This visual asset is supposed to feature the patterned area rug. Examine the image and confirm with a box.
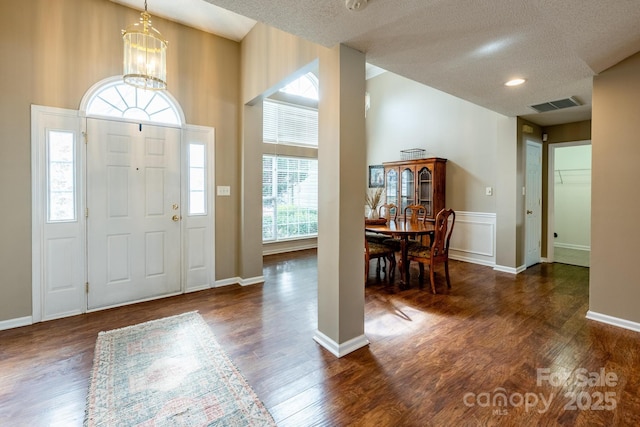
[84,312,276,426]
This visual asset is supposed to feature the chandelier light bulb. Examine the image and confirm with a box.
[122,1,168,90]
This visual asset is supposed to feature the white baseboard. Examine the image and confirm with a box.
[449,253,495,268]
[263,240,317,256]
[313,330,369,358]
[185,284,211,293]
[240,276,265,286]
[555,243,590,251]
[0,316,33,331]
[586,311,640,333]
[214,277,240,287]
[214,276,265,287]
[493,264,527,274]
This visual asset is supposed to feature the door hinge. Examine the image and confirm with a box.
[85,208,89,218]
[85,282,89,293]
[82,131,88,144]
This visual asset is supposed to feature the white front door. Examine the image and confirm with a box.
[87,119,182,309]
[525,140,542,267]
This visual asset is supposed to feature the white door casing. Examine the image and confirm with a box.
[547,140,592,263]
[31,106,86,322]
[32,78,215,323]
[86,119,182,310]
[182,126,216,292]
[525,140,542,267]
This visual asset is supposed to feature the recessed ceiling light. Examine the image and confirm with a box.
[505,78,526,87]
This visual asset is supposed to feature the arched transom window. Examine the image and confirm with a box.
[279,72,319,101]
[86,80,181,125]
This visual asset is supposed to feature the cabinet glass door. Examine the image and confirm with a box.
[417,166,433,217]
[400,168,415,212]
[385,169,398,207]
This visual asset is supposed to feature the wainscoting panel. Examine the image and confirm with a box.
[448,211,496,267]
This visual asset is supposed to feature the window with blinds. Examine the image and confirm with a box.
[262,72,319,243]
[262,155,318,242]
[263,99,318,147]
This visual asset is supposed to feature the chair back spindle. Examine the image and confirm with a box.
[403,204,426,223]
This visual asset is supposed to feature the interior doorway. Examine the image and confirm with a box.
[547,141,591,267]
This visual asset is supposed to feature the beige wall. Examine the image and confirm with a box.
[545,121,591,144]
[241,23,320,104]
[590,51,640,323]
[238,23,321,280]
[366,72,524,269]
[495,117,519,268]
[365,72,502,213]
[316,45,367,346]
[241,25,368,348]
[0,0,241,321]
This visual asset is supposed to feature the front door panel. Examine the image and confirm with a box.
[87,119,181,309]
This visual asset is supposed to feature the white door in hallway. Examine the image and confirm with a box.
[87,119,182,310]
[525,140,542,267]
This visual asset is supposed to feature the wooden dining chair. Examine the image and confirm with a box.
[379,203,398,221]
[366,203,399,274]
[403,204,429,246]
[364,236,396,283]
[366,203,398,245]
[406,208,455,293]
[403,204,426,222]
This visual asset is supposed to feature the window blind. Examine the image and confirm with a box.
[263,99,318,147]
[262,155,318,242]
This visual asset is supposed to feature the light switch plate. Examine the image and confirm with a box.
[217,185,231,196]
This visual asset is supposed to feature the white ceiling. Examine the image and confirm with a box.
[111,0,256,42]
[113,0,640,126]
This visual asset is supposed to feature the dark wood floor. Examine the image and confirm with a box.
[1,250,639,426]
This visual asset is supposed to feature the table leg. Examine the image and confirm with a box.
[400,237,410,289]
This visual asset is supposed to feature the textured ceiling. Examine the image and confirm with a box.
[110,0,256,42]
[117,0,640,126]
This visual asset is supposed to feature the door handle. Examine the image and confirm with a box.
[526,210,533,214]
[172,215,181,222]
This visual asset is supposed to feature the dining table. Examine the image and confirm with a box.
[365,219,435,288]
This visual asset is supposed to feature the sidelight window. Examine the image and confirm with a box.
[47,130,76,222]
[188,144,206,215]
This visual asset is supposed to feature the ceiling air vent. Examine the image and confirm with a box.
[530,96,581,113]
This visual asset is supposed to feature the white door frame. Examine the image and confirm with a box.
[31,105,86,323]
[32,99,215,323]
[525,140,542,267]
[546,140,591,263]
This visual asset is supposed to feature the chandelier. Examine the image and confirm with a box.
[122,0,167,90]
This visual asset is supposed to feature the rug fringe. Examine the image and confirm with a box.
[96,311,200,336]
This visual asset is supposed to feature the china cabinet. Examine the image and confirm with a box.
[383,157,447,220]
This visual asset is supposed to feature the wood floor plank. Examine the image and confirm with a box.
[1,250,639,426]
